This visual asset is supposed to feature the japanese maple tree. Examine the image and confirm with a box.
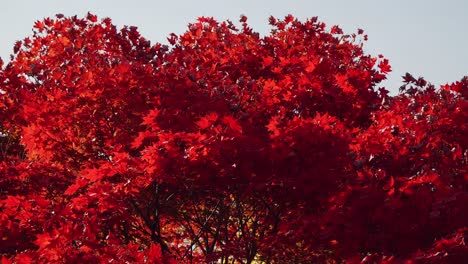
[0,13,466,263]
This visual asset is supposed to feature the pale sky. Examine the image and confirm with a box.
[1,0,467,94]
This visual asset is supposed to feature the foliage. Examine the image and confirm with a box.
[0,13,466,263]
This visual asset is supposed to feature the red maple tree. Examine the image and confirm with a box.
[0,13,466,263]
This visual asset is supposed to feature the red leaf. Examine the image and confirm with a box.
[81,167,110,182]
[13,254,32,264]
[13,41,21,54]
[266,117,280,137]
[1,256,12,264]
[378,59,391,73]
[34,233,54,250]
[64,178,89,195]
[58,36,71,46]
[222,115,242,133]
[239,15,248,23]
[305,61,316,73]
[146,243,163,262]
[335,74,355,94]
[196,113,218,129]
[87,12,98,23]
[34,21,45,31]
[331,25,343,34]
[131,131,155,149]
[2,196,21,209]
[263,56,274,67]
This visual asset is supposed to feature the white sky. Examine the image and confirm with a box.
[1,0,467,94]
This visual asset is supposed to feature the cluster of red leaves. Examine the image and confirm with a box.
[0,13,466,263]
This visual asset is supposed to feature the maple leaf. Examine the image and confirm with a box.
[378,59,392,73]
[222,115,242,133]
[64,178,89,195]
[13,41,21,54]
[331,25,343,34]
[34,232,56,250]
[34,20,45,31]
[115,62,131,75]
[305,61,317,73]
[239,15,248,23]
[13,254,32,264]
[266,117,280,137]
[87,12,98,23]
[2,195,22,209]
[263,56,274,67]
[146,243,163,262]
[131,131,155,149]
[81,167,110,182]
[335,74,355,94]
[142,109,161,130]
[1,256,12,264]
[58,36,71,46]
[34,196,50,207]
[196,112,218,129]
[284,14,294,23]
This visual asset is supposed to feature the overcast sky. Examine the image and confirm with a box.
[1,0,467,94]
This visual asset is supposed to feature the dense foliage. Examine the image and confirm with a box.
[0,13,466,263]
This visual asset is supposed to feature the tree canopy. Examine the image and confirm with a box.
[0,13,467,263]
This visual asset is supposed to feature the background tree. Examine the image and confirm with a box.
[0,13,466,263]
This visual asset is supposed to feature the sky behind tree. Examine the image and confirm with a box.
[1,0,466,94]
